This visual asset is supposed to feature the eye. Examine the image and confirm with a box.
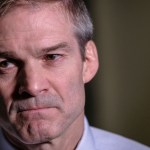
[44,54,62,61]
[0,60,15,69]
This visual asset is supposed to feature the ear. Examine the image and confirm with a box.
[83,40,99,83]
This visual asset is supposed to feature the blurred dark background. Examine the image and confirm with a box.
[85,0,150,146]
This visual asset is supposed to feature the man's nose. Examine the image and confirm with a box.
[18,64,49,96]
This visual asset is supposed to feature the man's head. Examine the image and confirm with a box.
[0,0,98,149]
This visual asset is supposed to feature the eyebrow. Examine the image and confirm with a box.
[43,42,70,51]
[0,42,71,59]
[37,42,71,55]
[0,51,17,59]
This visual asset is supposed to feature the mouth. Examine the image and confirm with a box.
[17,106,56,113]
[16,107,58,120]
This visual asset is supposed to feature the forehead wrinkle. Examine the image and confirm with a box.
[0,3,73,42]
[0,2,69,32]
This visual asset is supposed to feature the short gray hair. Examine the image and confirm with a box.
[0,0,93,59]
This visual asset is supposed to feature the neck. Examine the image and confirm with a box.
[5,114,85,150]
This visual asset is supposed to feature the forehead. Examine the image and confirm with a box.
[0,2,73,39]
[0,2,79,58]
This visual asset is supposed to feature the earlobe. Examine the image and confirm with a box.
[83,40,99,83]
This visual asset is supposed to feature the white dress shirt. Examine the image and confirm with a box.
[77,118,150,150]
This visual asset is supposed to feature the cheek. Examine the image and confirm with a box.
[0,84,9,116]
[57,71,85,115]
[0,95,12,131]
[0,79,16,125]
[0,78,16,101]
[0,83,14,113]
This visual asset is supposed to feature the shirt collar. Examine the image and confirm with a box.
[76,117,96,150]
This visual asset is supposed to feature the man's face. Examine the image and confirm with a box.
[0,3,87,144]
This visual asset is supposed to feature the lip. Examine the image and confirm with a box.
[17,107,55,113]
[17,107,58,117]
[16,107,58,120]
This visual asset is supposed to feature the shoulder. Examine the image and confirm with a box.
[90,127,150,150]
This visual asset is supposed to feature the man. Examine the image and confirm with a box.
[0,0,149,149]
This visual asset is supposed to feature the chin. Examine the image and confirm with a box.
[14,119,65,144]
